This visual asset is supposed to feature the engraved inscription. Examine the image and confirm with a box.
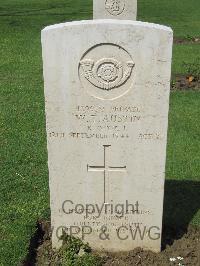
[139,133,163,140]
[70,104,141,139]
[48,105,163,142]
[79,44,135,100]
[105,0,125,16]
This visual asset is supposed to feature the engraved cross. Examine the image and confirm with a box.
[87,145,127,203]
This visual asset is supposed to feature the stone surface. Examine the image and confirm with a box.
[42,20,173,252]
[93,0,137,20]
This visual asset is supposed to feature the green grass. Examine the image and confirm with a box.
[167,92,200,181]
[0,0,200,265]
[172,44,200,74]
[138,0,200,38]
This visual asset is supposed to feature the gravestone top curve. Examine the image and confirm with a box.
[42,20,172,33]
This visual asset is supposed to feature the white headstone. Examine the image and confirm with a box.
[42,20,173,252]
[94,0,137,20]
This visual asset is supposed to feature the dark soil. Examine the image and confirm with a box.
[101,225,200,266]
[174,37,200,45]
[172,74,200,91]
[25,220,200,266]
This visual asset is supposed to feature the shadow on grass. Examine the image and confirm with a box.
[23,222,45,266]
[162,179,200,249]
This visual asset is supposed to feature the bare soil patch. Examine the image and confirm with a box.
[174,37,200,45]
[172,74,200,91]
[101,225,200,266]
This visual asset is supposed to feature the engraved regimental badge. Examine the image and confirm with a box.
[105,0,125,16]
[79,44,135,100]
